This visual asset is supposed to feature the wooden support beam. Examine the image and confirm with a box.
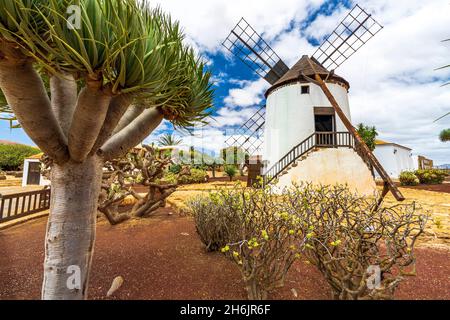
[311,71,404,202]
[375,183,390,210]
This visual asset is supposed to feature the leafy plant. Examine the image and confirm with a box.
[177,168,208,184]
[356,123,378,151]
[158,133,183,146]
[399,171,420,186]
[439,128,450,142]
[224,165,238,181]
[169,164,182,174]
[414,169,447,184]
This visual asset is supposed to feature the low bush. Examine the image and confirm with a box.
[224,165,237,181]
[188,183,428,300]
[399,171,419,186]
[189,186,302,300]
[177,168,208,184]
[162,167,208,185]
[188,193,242,252]
[168,164,182,174]
[414,169,447,184]
[285,184,428,300]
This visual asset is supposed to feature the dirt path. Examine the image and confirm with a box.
[0,209,449,300]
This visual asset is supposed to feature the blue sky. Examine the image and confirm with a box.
[1,0,449,164]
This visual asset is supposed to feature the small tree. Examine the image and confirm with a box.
[157,132,182,146]
[356,123,378,151]
[0,0,213,299]
[224,165,237,181]
[439,128,450,142]
[98,146,177,225]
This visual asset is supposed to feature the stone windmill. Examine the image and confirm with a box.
[222,4,404,202]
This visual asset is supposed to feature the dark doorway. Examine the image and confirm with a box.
[27,162,41,185]
[314,114,334,132]
[315,114,335,146]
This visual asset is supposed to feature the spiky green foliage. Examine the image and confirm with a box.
[0,0,213,127]
[157,133,182,146]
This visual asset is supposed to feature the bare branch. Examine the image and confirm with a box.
[89,94,132,155]
[0,61,69,164]
[50,73,78,137]
[100,107,163,161]
[112,104,145,134]
[68,82,112,162]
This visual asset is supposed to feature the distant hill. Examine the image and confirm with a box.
[436,164,450,169]
[0,139,20,145]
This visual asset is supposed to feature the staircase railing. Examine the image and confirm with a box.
[263,131,355,185]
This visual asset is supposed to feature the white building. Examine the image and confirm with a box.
[263,56,376,196]
[373,140,415,178]
[22,153,50,187]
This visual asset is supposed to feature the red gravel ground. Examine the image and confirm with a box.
[0,209,449,300]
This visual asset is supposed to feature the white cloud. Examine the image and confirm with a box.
[224,78,268,108]
[152,0,326,53]
[148,0,450,164]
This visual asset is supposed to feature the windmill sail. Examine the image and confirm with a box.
[222,18,289,84]
[312,4,383,71]
[225,106,265,156]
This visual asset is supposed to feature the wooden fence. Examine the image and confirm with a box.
[0,189,50,223]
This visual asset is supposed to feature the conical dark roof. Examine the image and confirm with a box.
[265,55,349,97]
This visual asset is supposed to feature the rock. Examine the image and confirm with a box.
[107,276,124,297]
[291,288,298,298]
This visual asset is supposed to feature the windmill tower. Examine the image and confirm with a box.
[223,4,404,202]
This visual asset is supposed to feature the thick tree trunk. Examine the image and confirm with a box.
[42,156,103,300]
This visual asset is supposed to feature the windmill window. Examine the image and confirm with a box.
[301,85,310,94]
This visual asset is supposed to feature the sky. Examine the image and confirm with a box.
[0,0,449,164]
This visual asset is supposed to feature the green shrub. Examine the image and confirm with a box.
[399,171,419,186]
[178,168,207,184]
[414,169,447,184]
[188,194,242,252]
[168,164,182,174]
[224,165,237,181]
[0,143,40,171]
[161,171,178,184]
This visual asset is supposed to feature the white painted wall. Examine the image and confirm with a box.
[22,159,50,187]
[263,82,351,168]
[275,148,377,196]
[373,144,415,178]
